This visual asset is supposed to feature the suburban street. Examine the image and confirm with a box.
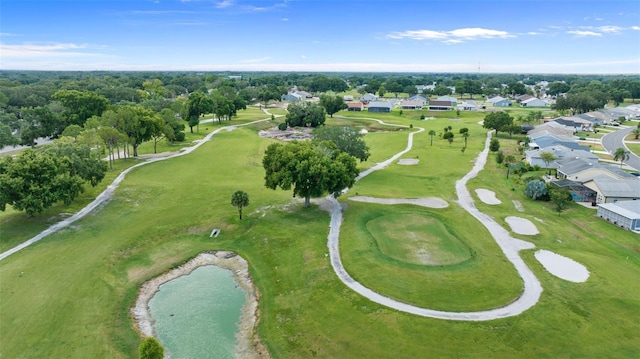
[601,124,640,171]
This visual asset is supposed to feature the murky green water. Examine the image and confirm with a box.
[148,265,246,359]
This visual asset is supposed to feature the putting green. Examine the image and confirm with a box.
[366,213,471,265]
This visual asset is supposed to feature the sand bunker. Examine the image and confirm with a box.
[534,250,590,283]
[475,188,501,205]
[349,196,448,208]
[398,158,419,165]
[505,216,539,235]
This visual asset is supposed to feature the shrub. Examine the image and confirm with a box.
[139,337,164,359]
[278,122,288,131]
[175,132,186,141]
[525,180,548,200]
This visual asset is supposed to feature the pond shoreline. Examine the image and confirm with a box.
[131,251,270,359]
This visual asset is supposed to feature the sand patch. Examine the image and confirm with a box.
[131,251,270,359]
[505,216,539,235]
[475,188,501,205]
[534,250,589,283]
[398,158,419,165]
[349,196,448,208]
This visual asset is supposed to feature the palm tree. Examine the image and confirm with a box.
[428,130,436,146]
[231,190,250,220]
[613,147,630,168]
[462,131,469,147]
[505,154,517,179]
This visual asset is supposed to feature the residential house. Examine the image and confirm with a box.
[486,96,512,107]
[343,95,354,101]
[521,98,549,107]
[528,135,589,151]
[408,95,427,103]
[437,95,458,105]
[556,158,636,183]
[552,116,593,132]
[584,176,640,204]
[346,101,364,111]
[516,94,534,103]
[281,93,303,102]
[401,100,424,110]
[296,90,313,99]
[597,201,640,232]
[457,100,478,111]
[428,100,453,111]
[525,145,598,170]
[359,93,379,103]
[367,101,392,113]
[527,123,575,139]
[415,85,435,94]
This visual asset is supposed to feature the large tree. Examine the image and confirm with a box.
[138,337,164,359]
[540,151,557,175]
[312,126,370,162]
[285,102,326,128]
[263,141,359,207]
[319,94,347,118]
[182,91,212,133]
[0,142,107,216]
[52,89,109,126]
[483,112,513,136]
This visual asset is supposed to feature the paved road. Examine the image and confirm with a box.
[325,118,542,321]
[601,125,640,171]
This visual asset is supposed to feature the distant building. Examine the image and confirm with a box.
[367,101,392,112]
[346,101,364,111]
[428,100,452,111]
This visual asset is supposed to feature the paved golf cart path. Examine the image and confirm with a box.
[325,116,542,321]
[0,115,273,261]
[2,112,543,322]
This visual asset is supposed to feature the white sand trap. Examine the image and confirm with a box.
[534,250,590,283]
[398,158,419,165]
[505,216,539,235]
[349,196,448,208]
[475,188,501,205]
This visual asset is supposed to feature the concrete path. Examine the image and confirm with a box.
[0,118,271,261]
[324,119,542,321]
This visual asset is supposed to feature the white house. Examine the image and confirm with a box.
[359,93,379,102]
[597,201,640,232]
[521,98,549,107]
[437,95,458,105]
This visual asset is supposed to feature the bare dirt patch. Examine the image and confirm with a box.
[258,127,313,141]
[398,158,419,165]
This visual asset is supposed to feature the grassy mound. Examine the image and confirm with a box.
[367,213,471,265]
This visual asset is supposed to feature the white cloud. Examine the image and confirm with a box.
[0,42,110,58]
[567,30,602,37]
[216,0,234,8]
[281,18,288,21]
[239,56,271,63]
[386,27,513,43]
[598,26,622,33]
[300,55,306,59]
[631,26,640,31]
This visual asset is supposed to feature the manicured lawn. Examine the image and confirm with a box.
[1,109,639,358]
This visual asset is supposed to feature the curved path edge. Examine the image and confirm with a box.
[325,119,542,321]
[0,117,271,261]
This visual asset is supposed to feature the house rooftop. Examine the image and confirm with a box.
[592,176,640,197]
[598,201,640,220]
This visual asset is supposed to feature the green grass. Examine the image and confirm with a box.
[1,109,639,358]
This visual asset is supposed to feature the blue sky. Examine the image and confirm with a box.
[1,0,639,73]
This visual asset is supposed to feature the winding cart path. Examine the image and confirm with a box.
[325,117,542,321]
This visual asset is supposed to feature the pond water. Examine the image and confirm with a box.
[148,265,246,359]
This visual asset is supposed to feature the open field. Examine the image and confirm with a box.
[1,108,639,358]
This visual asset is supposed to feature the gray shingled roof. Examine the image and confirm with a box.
[592,176,640,197]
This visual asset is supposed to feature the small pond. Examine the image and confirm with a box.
[148,265,246,358]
